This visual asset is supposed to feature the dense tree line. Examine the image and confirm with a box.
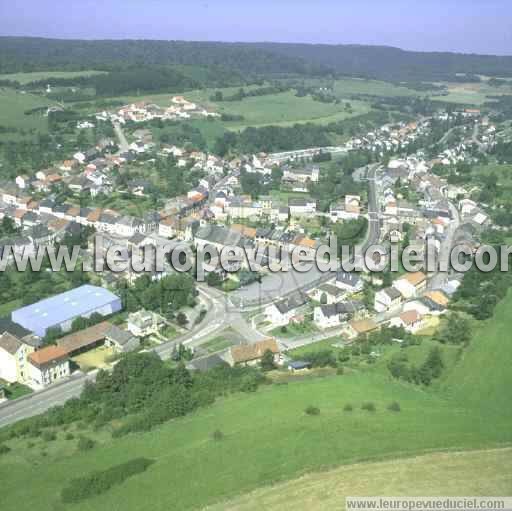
[0,352,267,444]
[214,123,331,155]
[210,85,288,102]
[3,37,512,82]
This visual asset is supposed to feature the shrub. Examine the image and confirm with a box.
[0,444,11,455]
[388,401,401,412]
[77,436,95,451]
[212,429,224,441]
[336,366,344,375]
[361,402,376,412]
[42,430,57,442]
[61,457,154,503]
[343,403,353,412]
[304,405,320,416]
[65,432,75,440]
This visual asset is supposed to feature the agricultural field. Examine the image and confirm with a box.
[207,91,371,130]
[331,78,427,98]
[431,81,512,105]
[213,448,512,511]
[0,70,107,85]
[91,87,373,130]
[0,88,55,134]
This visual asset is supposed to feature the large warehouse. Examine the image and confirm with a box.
[11,285,122,338]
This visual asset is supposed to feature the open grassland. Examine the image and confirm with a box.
[210,448,512,511]
[0,70,107,85]
[0,88,55,133]
[1,367,511,511]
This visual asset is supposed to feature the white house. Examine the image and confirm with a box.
[288,198,317,216]
[374,286,403,312]
[335,271,363,293]
[264,294,308,326]
[127,309,164,337]
[389,310,425,333]
[392,271,427,299]
[0,333,34,384]
[27,345,70,387]
[313,301,362,330]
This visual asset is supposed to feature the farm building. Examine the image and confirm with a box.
[11,285,122,337]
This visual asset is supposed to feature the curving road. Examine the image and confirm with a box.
[0,165,381,428]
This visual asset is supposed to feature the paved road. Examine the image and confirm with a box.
[113,122,130,153]
[0,163,381,428]
[230,164,381,308]
[0,285,266,428]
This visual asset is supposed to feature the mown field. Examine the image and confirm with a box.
[211,448,512,511]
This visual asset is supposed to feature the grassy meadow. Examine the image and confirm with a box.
[1,363,511,511]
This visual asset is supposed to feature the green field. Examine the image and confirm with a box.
[1,357,511,510]
[210,91,371,129]
[213,448,512,510]
[0,88,56,133]
[100,87,373,130]
[0,70,106,85]
[443,290,512,412]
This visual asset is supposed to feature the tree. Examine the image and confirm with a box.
[206,271,222,288]
[260,349,276,371]
[176,312,188,327]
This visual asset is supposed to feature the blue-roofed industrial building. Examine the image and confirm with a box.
[11,285,122,338]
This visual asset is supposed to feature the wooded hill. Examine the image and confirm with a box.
[2,37,512,82]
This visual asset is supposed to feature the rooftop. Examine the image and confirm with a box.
[11,285,121,337]
[28,345,68,367]
[230,338,279,364]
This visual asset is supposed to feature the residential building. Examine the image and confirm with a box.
[392,271,427,299]
[0,333,35,383]
[104,325,140,352]
[264,293,308,326]
[127,310,164,337]
[389,310,425,333]
[27,345,70,387]
[335,271,363,293]
[374,286,403,312]
[223,338,280,367]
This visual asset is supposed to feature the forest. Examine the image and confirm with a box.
[3,37,512,82]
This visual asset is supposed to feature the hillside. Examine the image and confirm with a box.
[210,448,512,511]
[2,37,512,81]
[1,369,511,511]
[443,290,512,412]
